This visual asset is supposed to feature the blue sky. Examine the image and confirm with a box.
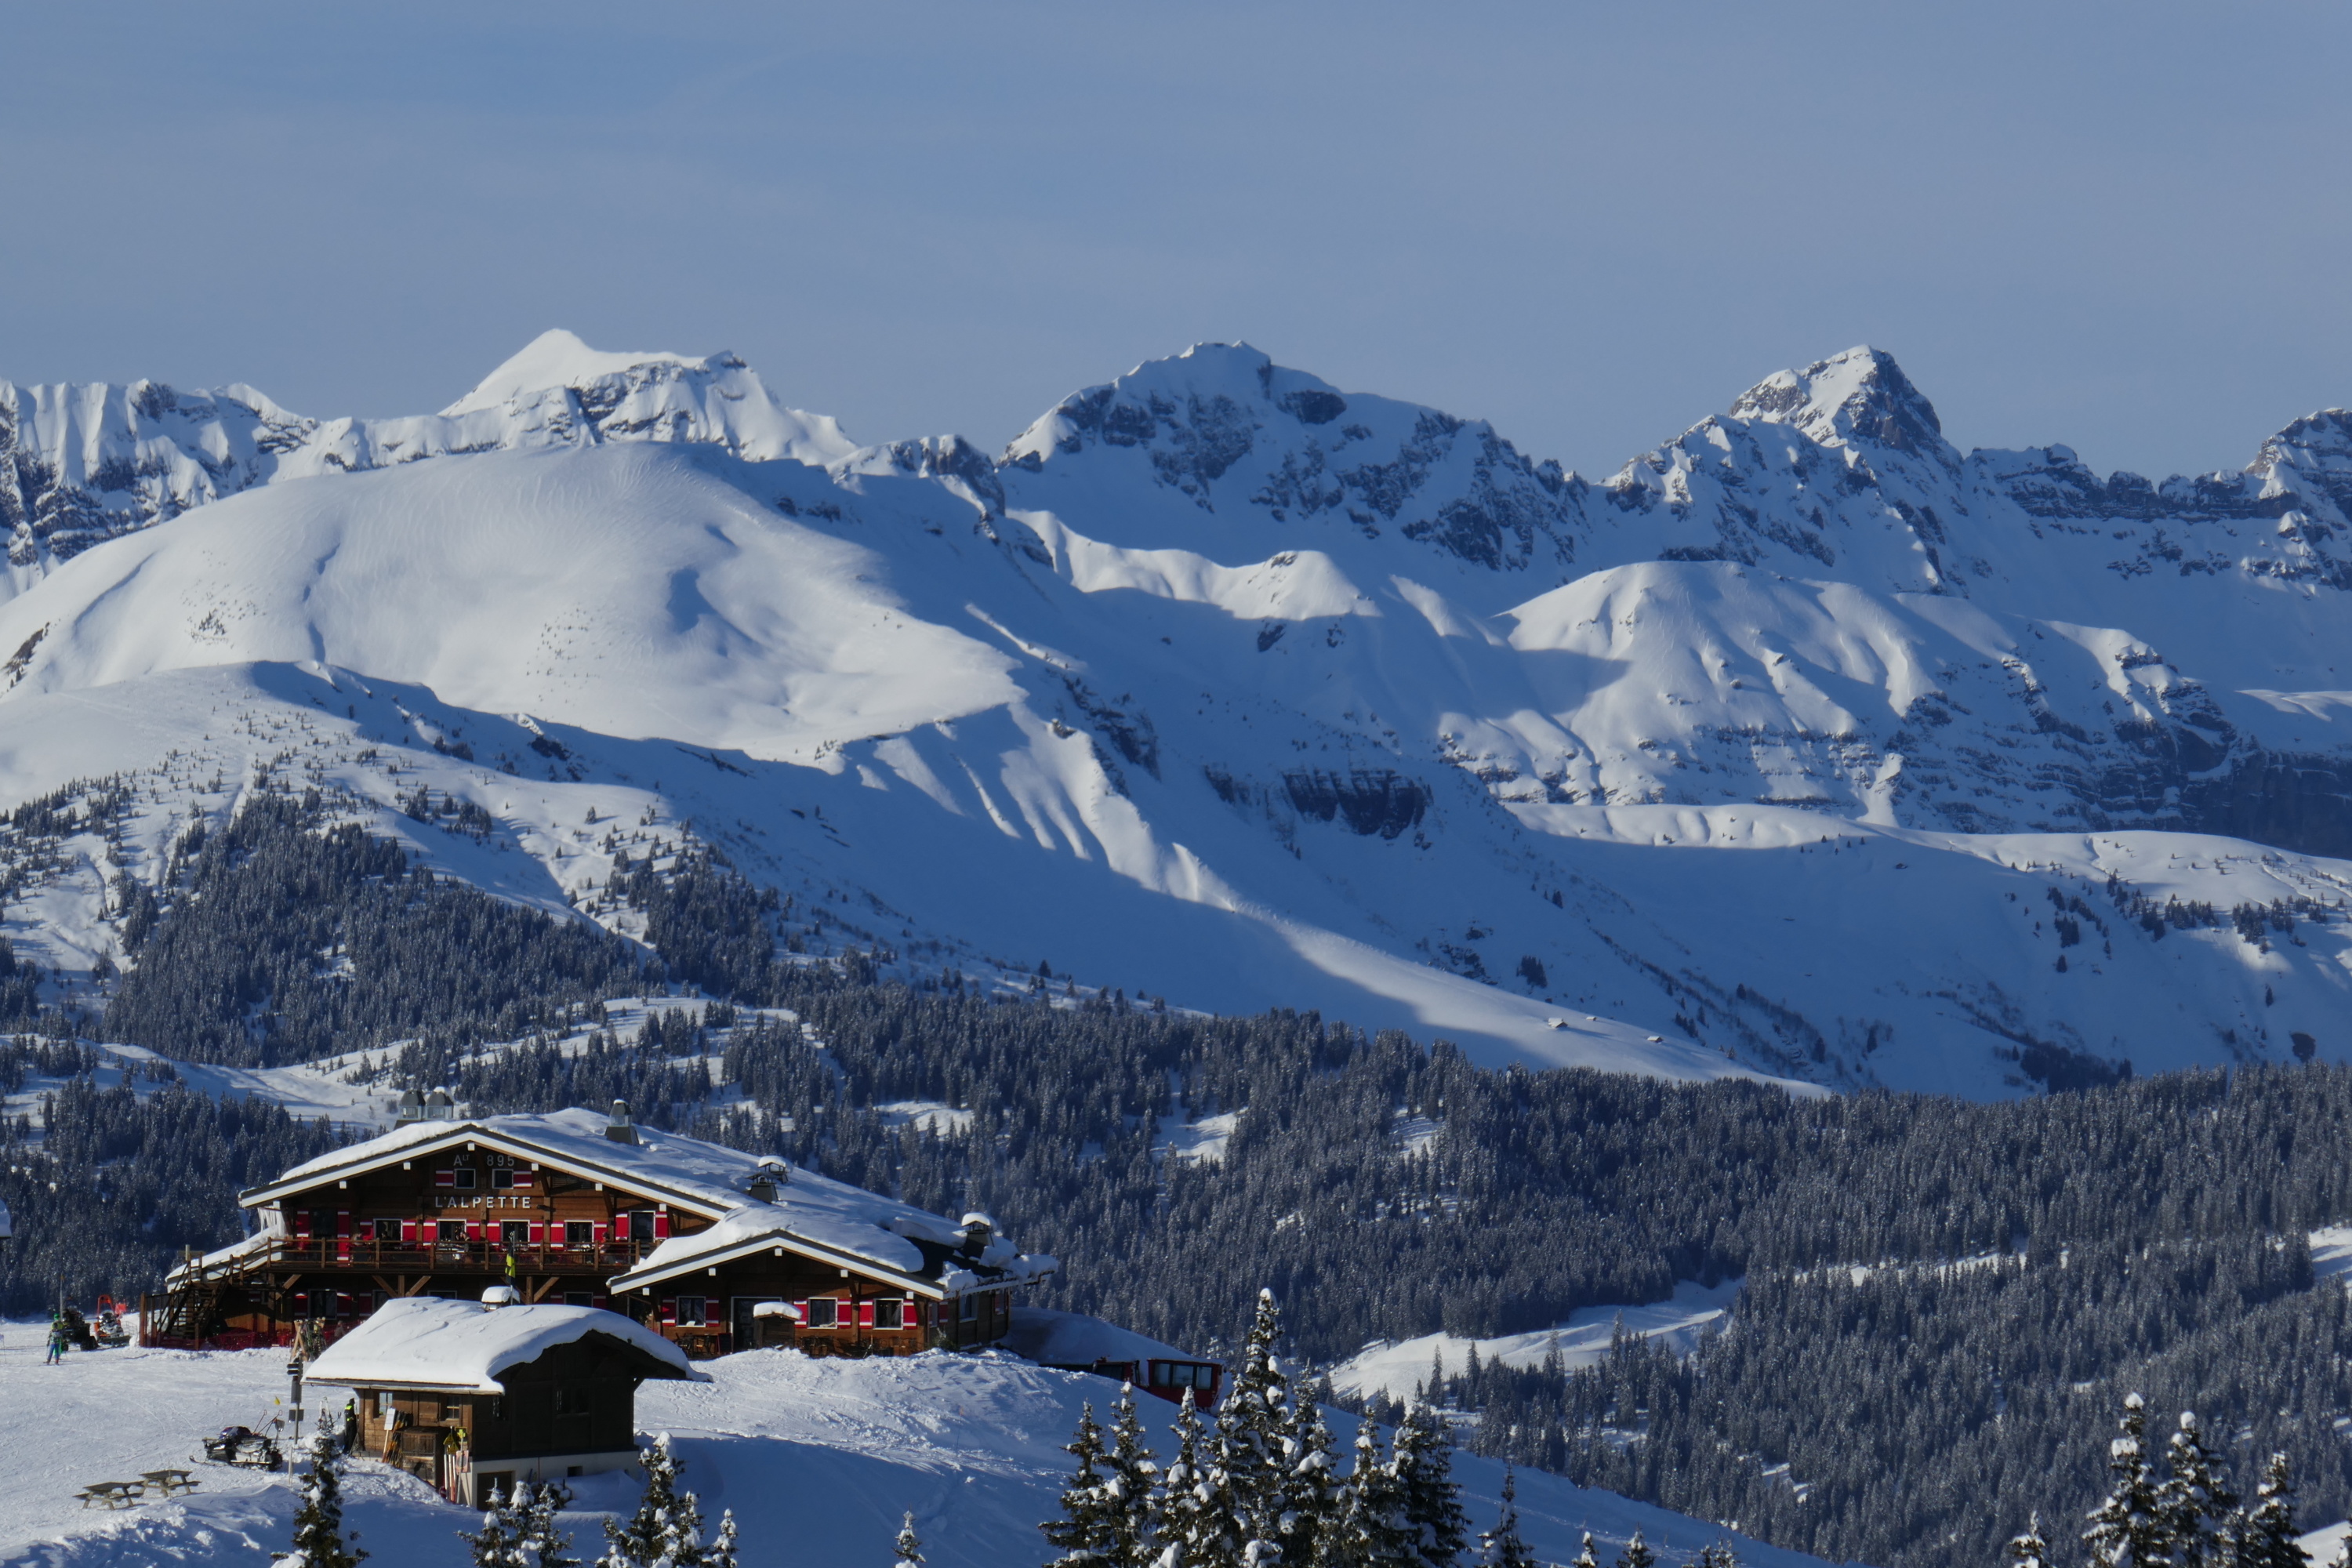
[5,2,2348,480]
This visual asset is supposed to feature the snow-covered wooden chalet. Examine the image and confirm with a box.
[305,1295,702,1507]
[1004,1305,1225,1408]
[147,1102,1056,1359]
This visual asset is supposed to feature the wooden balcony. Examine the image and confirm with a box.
[183,1236,655,1282]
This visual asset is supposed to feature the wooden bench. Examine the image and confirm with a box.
[140,1468,198,1496]
[75,1482,140,1509]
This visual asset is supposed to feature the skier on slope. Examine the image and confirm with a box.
[45,1312,67,1365]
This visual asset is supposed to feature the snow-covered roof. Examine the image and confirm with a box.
[1004,1307,1206,1369]
[303,1297,702,1395]
[608,1202,1058,1298]
[243,1108,1047,1288]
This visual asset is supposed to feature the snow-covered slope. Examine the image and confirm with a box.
[0,1334,1838,1568]
[0,330,851,569]
[3,334,2352,1093]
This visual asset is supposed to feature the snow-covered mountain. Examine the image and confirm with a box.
[3,332,2351,1095]
[0,330,851,567]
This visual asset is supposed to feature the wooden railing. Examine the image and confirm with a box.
[175,1236,655,1279]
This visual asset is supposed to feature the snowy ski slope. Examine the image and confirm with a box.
[0,1331,1838,1568]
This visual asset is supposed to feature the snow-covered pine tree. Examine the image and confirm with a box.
[1685,1544,1737,1568]
[459,1483,523,1568]
[1476,1467,1537,1568]
[2083,1394,2171,1568]
[1160,1389,1244,1568]
[276,1432,367,1568]
[1105,1385,1163,1568]
[895,1512,925,1568]
[2159,1410,2238,1568]
[2240,1454,2298,1568]
[2328,1530,2352,1568]
[515,1482,580,1568]
[1044,1403,1120,1568]
[1391,1403,1470,1568]
[2004,1512,2049,1568]
[1277,1396,1343,1568]
[1319,1421,1413,1568]
[1616,1531,1656,1568]
[598,1433,732,1568]
[1217,1290,1294,1560]
[1570,1532,1601,1568]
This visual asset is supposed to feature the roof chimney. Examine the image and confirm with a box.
[396,1087,423,1124]
[481,1286,520,1309]
[747,1160,787,1203]
[606,1100,638,1145]
[958,1211,994,1258]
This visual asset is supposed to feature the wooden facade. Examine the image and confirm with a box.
[314,1315,692,1508]
[617,1246,1017,1359]
[148,1109,1048,1363]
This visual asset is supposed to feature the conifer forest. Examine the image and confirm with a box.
[9,804,2352,1568]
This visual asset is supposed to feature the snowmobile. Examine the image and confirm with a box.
[92,1298,130,1349]
[57,1305,97,1352]
[199,1425,284,1469]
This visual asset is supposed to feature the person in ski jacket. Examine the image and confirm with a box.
[341,1398,358,1454]
[45,1313,67,1364]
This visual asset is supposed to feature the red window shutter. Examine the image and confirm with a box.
[859,1301,876,1328]
[467,1219,483,1243]
[336,1211,351,1236]
[401,1219,418,1244]
[336,1212,352,1261]
[660,1299,677,1326]
[528,1222,544,1245]
[292,1211,312,1240]
[436,1170,456,1188]
[652,1212,670,1240]
[509,1170,532,1189]
[590,1294,608,1309]
[591,1222,608,1247]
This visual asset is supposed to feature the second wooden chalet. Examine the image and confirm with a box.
[150,1101,1056,1359]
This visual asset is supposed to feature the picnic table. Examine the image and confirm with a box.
[141,1468,199,1496]
[74,1482,140,1509]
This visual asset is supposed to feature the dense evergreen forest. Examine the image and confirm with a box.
[13,793,2352,1568]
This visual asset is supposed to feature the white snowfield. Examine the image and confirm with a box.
[1328,1279,1743,1405]
[2,336,2351,1092]
[0,1330,1843,1568]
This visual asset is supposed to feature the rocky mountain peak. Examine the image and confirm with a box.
[1728,346,1952,464]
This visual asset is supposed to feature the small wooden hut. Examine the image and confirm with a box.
[304,1294,702,1508]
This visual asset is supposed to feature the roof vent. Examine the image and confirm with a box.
[606,1100,638,1145]
[746,1160,789,1204]
[481,1286,521,1308]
